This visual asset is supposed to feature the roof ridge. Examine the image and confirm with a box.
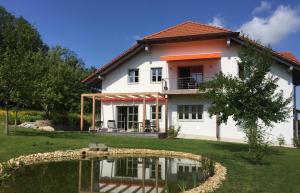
[186,20,232,32]
[143,21,191,39]
[143,20,232,40]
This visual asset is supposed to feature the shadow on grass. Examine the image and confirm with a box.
[211,142,284,165]
[14,129,90,140]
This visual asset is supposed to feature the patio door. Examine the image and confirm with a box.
[117,106,138,130]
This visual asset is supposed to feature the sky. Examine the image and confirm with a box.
[1,0,300,108]
[0,0,300,69]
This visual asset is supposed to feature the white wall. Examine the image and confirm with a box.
[99,39,295,146]
[169,95,217,139]
[101,39,231,93]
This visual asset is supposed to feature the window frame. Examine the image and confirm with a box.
[128,69,139,84]
[150,67,162,83]
[150,105,162,120]
[177,105,204,121]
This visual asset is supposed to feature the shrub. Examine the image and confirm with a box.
[277,134,285,147]
[167,125,181,139]
[293,137,300,148]
[0,109,45,124]
[200,156,215,179]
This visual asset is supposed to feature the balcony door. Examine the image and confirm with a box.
[178,66,203,89]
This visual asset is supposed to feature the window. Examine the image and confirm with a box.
[150,163,162,179]
[178,105,189,119]
[115,158,138,177]
[151,68,162,82]
[151,105,162,120]
[128,69,139,83]
[178,105,203,120]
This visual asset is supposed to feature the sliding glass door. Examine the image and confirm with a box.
[117,106,138,130]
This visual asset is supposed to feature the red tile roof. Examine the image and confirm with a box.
[278,51,299,65]
[82,21,299,83]
[82,44,143,83]
[144,21,232,40]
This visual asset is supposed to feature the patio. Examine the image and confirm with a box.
[80,92,168,135]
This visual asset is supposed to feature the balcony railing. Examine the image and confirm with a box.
[162,75,214,91]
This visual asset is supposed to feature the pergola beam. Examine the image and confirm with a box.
[81,92,163,97]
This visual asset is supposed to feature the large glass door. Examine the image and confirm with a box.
[127,106,138,129]
[117,106,127,130]
[117,106,138,131]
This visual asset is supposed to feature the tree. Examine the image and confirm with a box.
[200,39,291,163]
[0,6,46,134]
[37,47,90,117]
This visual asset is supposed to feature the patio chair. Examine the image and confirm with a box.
[95,120,103,131]
[144,120,151,132]
[107,120,118,132]
[151,120,158,132]
[89,120,103,132]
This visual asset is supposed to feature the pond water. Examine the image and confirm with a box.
[0,156,210,193]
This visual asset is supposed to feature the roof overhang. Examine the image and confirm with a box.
[138,32,240,44]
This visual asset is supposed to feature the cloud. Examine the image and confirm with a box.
[252,1,272,15]
[133,35,142,40]
[239,5,300,45]
[208,16,225,27]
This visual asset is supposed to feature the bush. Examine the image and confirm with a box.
[277,134,286,147]
[50,113,90,131]
[200,155,215,179]
[0,109,45,124]
[293,137,300,148]
[167,125,181,139]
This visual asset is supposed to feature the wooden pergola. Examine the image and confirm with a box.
[80,92,168,133]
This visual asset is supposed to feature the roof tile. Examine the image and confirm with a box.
[144,21,232,40]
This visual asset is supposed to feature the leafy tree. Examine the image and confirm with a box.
[0,6,46,134]
[37,47,90,117]
[200,39,291,163]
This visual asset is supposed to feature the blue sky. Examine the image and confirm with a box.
[1,0,299,68]
[1,0,300,108]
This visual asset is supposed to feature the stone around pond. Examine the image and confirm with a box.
[88,143,108,151]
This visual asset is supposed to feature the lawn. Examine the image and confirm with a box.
[0,126,299,193]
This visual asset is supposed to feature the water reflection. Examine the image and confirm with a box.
[79,157,204,193]
[0,157,207,193]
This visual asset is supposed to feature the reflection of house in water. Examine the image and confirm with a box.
[78,157,203,193]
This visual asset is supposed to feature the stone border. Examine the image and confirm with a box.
[0,148,227,193]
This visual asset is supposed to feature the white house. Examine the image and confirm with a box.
[82,21,300,146]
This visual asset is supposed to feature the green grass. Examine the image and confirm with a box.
[0,126,299,193]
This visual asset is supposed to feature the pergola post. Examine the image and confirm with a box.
[164,95,168,133]
[143,97,146,132]
[80,95,84,131]
[90,160,94,192]
[78,161,82,193]
[92,96,95,130]
[156,93,159,132]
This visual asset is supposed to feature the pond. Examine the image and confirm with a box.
[0,156,211,193]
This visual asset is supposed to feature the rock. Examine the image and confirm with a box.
[38,126,55,132]
[18,122,37,129]
[89,143,108,151]
[34,120,53,127]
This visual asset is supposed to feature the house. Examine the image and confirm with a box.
[82,21,300,146]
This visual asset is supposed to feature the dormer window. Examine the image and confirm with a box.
[128,69,139,83]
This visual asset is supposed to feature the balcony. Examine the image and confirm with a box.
[162,74,211,94]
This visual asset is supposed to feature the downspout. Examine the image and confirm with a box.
[294,85,299,140]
